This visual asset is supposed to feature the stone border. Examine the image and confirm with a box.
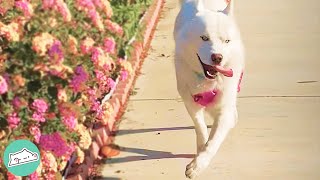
[65,0,165,179]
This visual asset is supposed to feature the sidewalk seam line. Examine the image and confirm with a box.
[130,96,320,101]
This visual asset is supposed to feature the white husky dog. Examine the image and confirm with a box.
[174,0,245,178]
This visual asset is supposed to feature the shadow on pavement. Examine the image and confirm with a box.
[105,146,194,164]
[101,125,211,164]
[115,125,212,136]
[93,177,121,180]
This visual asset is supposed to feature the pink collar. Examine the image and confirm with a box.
[192,72,244,107]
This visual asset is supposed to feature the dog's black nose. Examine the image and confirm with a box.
[211,53,223,64]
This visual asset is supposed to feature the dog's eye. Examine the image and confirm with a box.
[200,35,209,41]
[225,39,231,43]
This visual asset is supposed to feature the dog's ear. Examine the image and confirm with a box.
[221,1,232,16]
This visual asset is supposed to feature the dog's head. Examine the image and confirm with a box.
[175,1,244,79]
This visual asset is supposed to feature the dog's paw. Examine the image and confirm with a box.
[185,154,210,179]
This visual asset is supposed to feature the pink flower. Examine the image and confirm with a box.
[92,0,102,8]
[95,70,115,93]
[7,112,20,129]
[70,66,89,92]
[12,97,21,108]
[29,126,41,143]
[0,75,8,94]
[15,0,33,18]
[76,0,95,10]
[62,113,77,130]
[76,0,104,30]
[40,150,58,173]
[31,98,48,123]
[56,0,72,22]
[103,37,116,54]
[28,171,39,180]
[32,112,46,123]
[42,0,72,22]
[80,37,95,54]
[90,101,100,112]
[91,47,103,64]
[42,0,55,9]
[120,70,128,80]
[57,86,67,102]
[91,47,114,70]
[59,104,78,130]
[93,0,113,18]
[40,132,75,157]
[96,102,113,124]
[88,9,104,31]
[120,59,133,75]
[107,77,115,89]
[48,40,64,64]
[105,19,123,36]
[12,97,27,109]
[7,172,22,180]
[32,33,55,56]
[32,99,48,113]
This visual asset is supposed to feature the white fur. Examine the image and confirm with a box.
[174,0,245,179]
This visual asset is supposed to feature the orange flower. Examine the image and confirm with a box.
[0,130,5,139]
[12,74,26,87]
[96,17,104,32]
[80,37,95,54]
[41,150,58,172]
[120,60,133,75]
[76,124,92,149]
[32,33,55,56]
[68,35,78,55]
[0,0,15,16]
[55,0,72,22]
[101,0,113,18]
[48,17,57,28]
[101,102,114,125]
[91,47,114,70]
[0,53,7,73]
[57,156,68,171]
[57,85,68,102]
[0,22,20,42]
[15,0,34,18]
[75,98,84,106]
[75,146,85,164]
[48,64,73,79]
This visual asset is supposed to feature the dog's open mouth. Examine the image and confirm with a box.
[197,54,233,79]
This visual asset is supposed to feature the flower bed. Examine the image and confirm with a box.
[0,0,152,179]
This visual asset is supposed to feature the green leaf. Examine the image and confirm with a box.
[27,80,42,93]
[48,86,58,100]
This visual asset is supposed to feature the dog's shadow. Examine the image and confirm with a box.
[102,125,212,164]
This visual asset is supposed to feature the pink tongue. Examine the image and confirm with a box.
[213,65,233,77]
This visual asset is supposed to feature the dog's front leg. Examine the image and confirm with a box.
[185,106,236,179]
[181,94,208,154]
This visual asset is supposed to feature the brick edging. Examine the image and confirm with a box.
[66,0,165,179]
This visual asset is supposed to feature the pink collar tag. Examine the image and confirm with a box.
[192,71,244,107]
[193,90,219,107]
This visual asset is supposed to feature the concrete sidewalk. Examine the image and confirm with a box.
[98,0,320,179]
